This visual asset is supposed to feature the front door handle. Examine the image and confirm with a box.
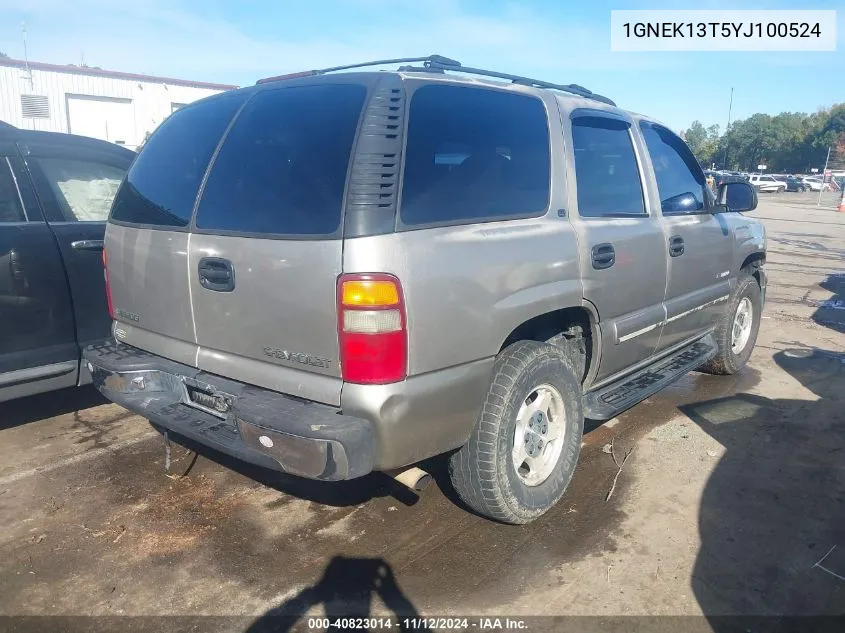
[198,257,236,292]
[591,243,615,270]
[669,235,685,257]
[71,239,105,251]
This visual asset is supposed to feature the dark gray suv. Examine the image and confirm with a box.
[84,56,766,524]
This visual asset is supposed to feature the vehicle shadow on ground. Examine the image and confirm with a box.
[812,273,845,334]
[158,429,423,508]
[244,556,430,633]
[0,385,107,431]
[684,347,845,626]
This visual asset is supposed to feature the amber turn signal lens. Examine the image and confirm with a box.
[341,280,400,306]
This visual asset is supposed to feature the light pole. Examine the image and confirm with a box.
[818,146,831,207]
[721,87,734,170]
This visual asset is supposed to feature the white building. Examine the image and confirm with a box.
[0,58,237,150]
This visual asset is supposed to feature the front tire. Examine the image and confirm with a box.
[449,341,584,524]
[777,186,785,193]
[699,272,762,375]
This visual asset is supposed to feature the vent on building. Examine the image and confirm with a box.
[21,95,50,119]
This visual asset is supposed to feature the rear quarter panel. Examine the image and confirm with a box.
[343,220,582,375]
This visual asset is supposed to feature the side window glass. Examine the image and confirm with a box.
[0,159,25,223]
[571,117,646,218]
[640,123,708,214]
[400,85,550,227]
[31,158,126,222]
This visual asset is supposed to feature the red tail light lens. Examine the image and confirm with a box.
[337,273,407,384]
[103,249,114,319]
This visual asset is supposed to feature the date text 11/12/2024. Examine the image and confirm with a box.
[306,617,528,630]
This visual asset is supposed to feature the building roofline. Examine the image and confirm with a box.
[0,57,238,91]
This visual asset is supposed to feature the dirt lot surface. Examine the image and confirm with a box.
[1,194,844,630]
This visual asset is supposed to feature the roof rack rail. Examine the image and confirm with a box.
[424,59,615,106]
[256,54,615,106]
[256,55,460,84]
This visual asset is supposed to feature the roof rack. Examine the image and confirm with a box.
[256,54,615,106]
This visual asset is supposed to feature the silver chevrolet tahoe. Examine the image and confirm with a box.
[84,55,766,524]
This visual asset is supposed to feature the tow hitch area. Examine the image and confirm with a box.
[183,380,234,419]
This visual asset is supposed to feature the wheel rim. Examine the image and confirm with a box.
[511,384,566,487]
[731,297,754,354]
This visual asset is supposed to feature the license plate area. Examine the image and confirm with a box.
[182,379,234,420]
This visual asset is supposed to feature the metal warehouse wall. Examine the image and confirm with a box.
[0,63,228,149]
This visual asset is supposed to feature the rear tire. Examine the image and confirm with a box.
[699,271,762,375]
[449,341,584,524]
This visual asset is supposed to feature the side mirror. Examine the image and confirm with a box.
[717,180,758,212]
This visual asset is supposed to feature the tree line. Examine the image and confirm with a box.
[684,103,845,174]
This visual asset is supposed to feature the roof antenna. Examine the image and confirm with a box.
[20,21,33,89]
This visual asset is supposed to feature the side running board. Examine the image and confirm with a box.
[583,335,718,421]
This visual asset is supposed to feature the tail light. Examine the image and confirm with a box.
[103,249,114,319]
[337,273,407,384]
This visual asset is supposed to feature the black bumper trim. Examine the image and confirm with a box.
[82,339,375,481]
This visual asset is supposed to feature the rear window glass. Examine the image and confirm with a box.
[194,84,366,236]
[110,91,247,227]
[400,85,550,227]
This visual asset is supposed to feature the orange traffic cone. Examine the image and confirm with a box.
[839,188,845,213]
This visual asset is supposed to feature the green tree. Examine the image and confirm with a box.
[699,124,720,167]
[808,104,845,170]
[692,103,845,173]
[684,120,708,163]
[683,121,722,167]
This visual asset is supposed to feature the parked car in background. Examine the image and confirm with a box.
[84,56,766,524]
[770,174,789,184]
[803,177,828,192]
[748,174,785,193]
[786,176,809,192]
[0,128,133,402]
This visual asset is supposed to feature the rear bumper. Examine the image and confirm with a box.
[83,339,375,481]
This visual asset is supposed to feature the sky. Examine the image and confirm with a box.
[0,0,842,133]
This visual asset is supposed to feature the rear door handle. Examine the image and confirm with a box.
[591,243,615,270]
[71,239,105,251]
[669,235,685,257]
[198,257,235,292]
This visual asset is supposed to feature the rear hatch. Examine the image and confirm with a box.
[106,82,369,406]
